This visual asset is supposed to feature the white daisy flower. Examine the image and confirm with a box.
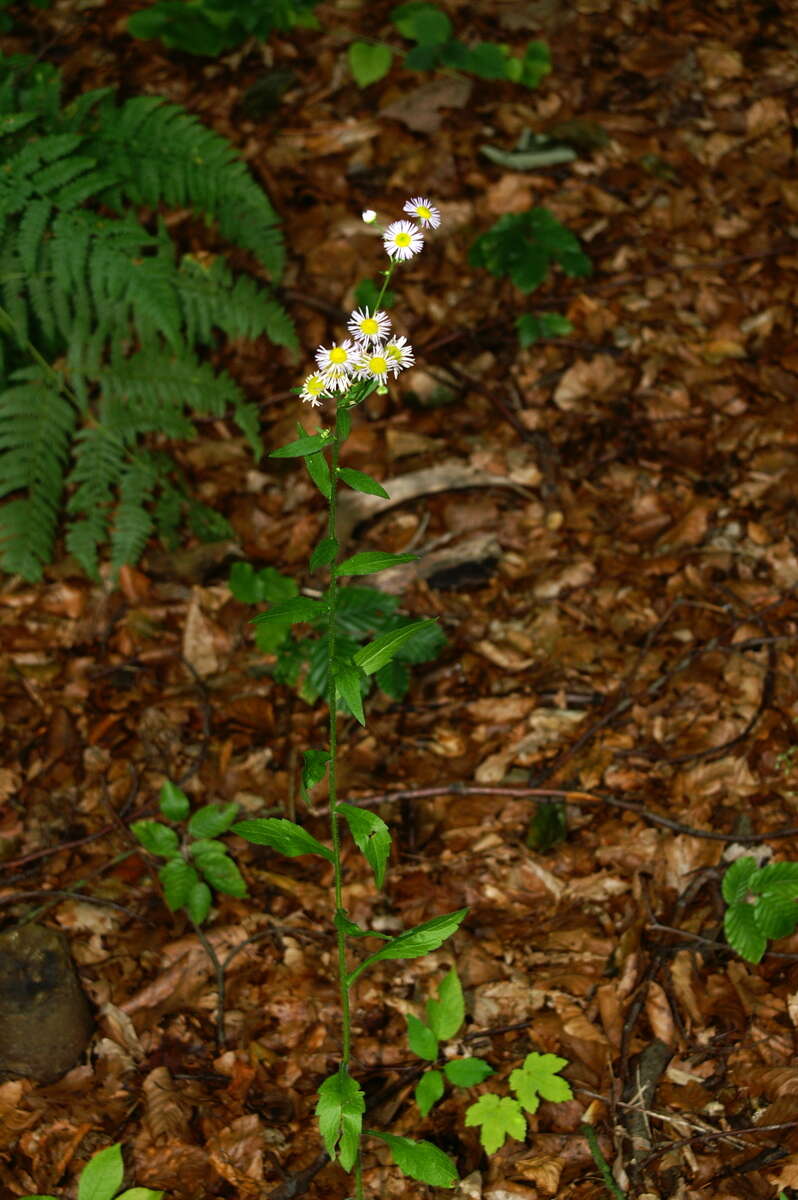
[384,335,414,375]
[353,344,391,385]
[403,196,441,229]
[315,339,357,390]
[383,219,424,261]
[347,307,391,346]
[300,372,329,406]
[362,209,377,224]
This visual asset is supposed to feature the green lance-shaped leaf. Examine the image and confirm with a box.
[415,1068,445,1117]
[251,596,328,627]
[301,748,330,805]
[348,41,393,87]
[337,802,391,889]
[185,880,212,925]
[334,909,391,940]
[425,966,465,1040]
[444,1057,493,1087]
[232,817,335,863]
[193,848,247,897]
[158,858,200,912]
[335,550,418,577]
[298,420,331,498]
[509,1052,573,1114]
[76,1143,124,1200]
[406,1013,439,1061]
[349,908,468,984]
[188,801,239,839]
[337,466,390,499]
[332,658,366,726]
[465,1094,526,1154]
[131,819,180,859]
[722,855,758,904]
[354,619,439,675]
[366,1131,457,1188]
[310,535,338,572]
[269,431,330,458]
[316,1067,365,1172]
[159,780,190,822]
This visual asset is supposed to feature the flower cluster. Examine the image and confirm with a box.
[299,195,441,406]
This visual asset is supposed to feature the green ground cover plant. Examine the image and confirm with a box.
[0,53,295,582]
[128,0,319,58]
[722,856,798,963]
[20,1142,162,1200]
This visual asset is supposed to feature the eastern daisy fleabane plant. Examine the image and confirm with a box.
[403,195,441,229]
[383,219,424,261]
[315,338,357,392]
[348,307,392,345]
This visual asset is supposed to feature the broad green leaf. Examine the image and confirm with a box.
[335,550,417,577]
[316,1068,365,1172]
[444,1057,493,1087]
[462,41,510,80]
[310,535,338,572]
[251,596,327,626]
[426,967,464,1040]
[516,312,573,348]
[354,619,438,675]
[333,659,366,726]
[188,838,227,859]
[519,39,551,88]
[193,850,247,898]
[348,41,393,87]
[752,861,798,889]
[337,466,390,499]
[232,817,335,863]
[415,1068,444,1117]
[269,432,330,458]
[298,420,331,498]
[117,1190,164,1200]
[337,803,391,889]
[77,1144,123,1200]
[402,42,443,70]
[158,858,199,912]
[159,780,190,822]
[185,880,212,924]
[722,856,757,904]
[391,2,452,44]
[406,1013,439,1061]
[465,1094,526,1154]
[131,820,180,859]
[754,894,798,940]
[228,561,261,603]
[350,908,468,983]
[188,801,239,839]
[367,1131,457,1188]
[725,900,766,962]
[509,1052,572,1114]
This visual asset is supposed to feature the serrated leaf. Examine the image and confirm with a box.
[184,880,212,924]
[159,780,190,822]
[333,659,366,726]
[751,861,798,889]
[131,819,180,859]
[754,894,798,940]
[415,1069,445,1117]
[406,1013,439,1061]
[337,803,391,889]
[353,619,438,675]
[158,858,199,912]
[350,908,468,984]
[316,1068,365,1172]
[367,1131,457,1188]
[337,466,390,499]
[348,41,393,87]
[444,1057,493,1087]
[310,535,338,572]
[426,967,464,1040]
[335,550,417,577]
[77,1144,124,1200]
[725,900,766,962]
[232,817,335,862]
[509,1052,573,1114]
[193,850,247,897]
[465,1093,526,1154]
[188,801,239,838]
[722,856,758,903]
[269,432,330,458]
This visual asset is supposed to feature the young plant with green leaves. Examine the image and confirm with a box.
[229,561,446,713]
[20,1142,163,1200]
[349,2,550,90]
[0,53,295,581]
[131,781,246,924]
[405,967,573,1153]
[228,196,468,1195]
[723,856,798,964]
[127,0,319,58]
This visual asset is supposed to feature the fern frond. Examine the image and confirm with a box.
[99,349,241,418]
[178,255,297,349]
[65,423,125,577]
[110,453,159,574]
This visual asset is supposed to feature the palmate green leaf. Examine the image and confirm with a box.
[348,41,393,87]
[725,900,766,963]
[354,619,438,675]
[425,966,464,1040]
[232,817,334,863]
[335,550,417,577]
[159,779,190,822]
[415,1068,444,1117]
[444,1057,493,1087]
[722,856,757,904]
[367,1131,457,1188]
[337,466,390,499]
[337,803,391,888]
[269,431,330,458]
[465,1094,526,1154]
[509,1052,573,1114]
[350,908,468,984]
[188,801,238,838]
[131,819,180,859]
[406,1013,438,1061]
[158,858,199,912]
[316,1068,365,1172]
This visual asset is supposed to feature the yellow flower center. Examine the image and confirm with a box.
[394,232,411,247]
[360,317,378,335]
[418,205,431,219]
[369,356,387,374]
[308,376,324,393]
[329,347,348,364]
[386,345,401,360]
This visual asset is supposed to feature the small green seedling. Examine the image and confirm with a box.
[723,857,798,964]
[20,1142,163,1200]
[131,781,246,924]
[469,208,592,296]
[406,968,573,1155]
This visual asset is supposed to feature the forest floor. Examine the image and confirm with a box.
[2,1,798,1198]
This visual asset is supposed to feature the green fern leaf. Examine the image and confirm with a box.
[110,453,158,574]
